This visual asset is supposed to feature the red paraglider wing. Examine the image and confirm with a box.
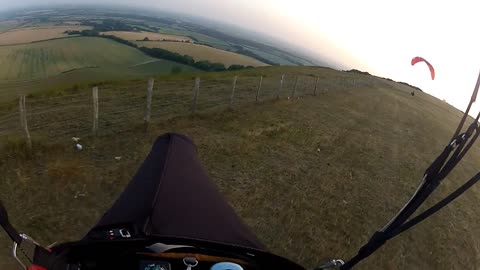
[411,56,435,80]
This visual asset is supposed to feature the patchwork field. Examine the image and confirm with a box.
[0,36,154,80]
[153,26,231,49]
[101,31,192,42]
[0,26,92,45]
[136,41,267,67]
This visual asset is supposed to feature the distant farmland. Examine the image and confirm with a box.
[102,31,192,42]
[136,41,267,67]
[0,26,92,45]
[0,20,19,33]
[0,37,154,80]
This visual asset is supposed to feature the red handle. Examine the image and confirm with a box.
[27,265,48,270]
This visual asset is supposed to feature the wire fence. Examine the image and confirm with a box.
[0,73,377,147]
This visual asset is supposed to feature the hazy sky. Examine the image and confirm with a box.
[2,0,480,113]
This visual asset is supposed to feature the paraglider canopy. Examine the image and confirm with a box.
[411,56,435,80]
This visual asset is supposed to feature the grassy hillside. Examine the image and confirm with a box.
[0,36,154,80]
[136,41,267,67]
[0,66,479,270]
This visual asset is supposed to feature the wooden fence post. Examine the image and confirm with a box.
[256,76,263,102]
[191,77,200,114]
[92,86,99,135]
[19,96,32,149]
[144,78,154,127]
[277,74,284,99]
[230,76,238,108]
[313,77,319,96]
[291,76,298,98]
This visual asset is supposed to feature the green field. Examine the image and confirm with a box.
[0,60,200,102]
[0,66,478,269]
[244,45,297,65]
[0,37,154,80]
[0,36,201,101]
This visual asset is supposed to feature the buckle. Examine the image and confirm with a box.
[12,234,41,269]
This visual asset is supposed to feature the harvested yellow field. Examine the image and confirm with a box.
[102,31,192,42]
[136,41,267,67]
[0,26,92,45]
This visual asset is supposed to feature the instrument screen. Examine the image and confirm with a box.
[139,260,171,270]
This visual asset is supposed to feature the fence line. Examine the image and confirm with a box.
[191,77,201,114]
[0,111,19,120]
[0,74,370,146]
[0,116,17,126]
[256,76,263,102]
[152,100,191,108]
[19,96,32,149]
[277,74,284,99]
[104,107,144,116]
[99,95,144,103]
[30,103,89,115]
[92,86,99,136]
[144,78,154,128]
[230,76,238,108]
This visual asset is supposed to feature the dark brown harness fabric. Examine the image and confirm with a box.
[87,133,264,250]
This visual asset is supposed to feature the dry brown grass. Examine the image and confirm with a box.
[136,41,268,67]
[102,31,192,42]
[0,67,479,270]
[0,26,92,45]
